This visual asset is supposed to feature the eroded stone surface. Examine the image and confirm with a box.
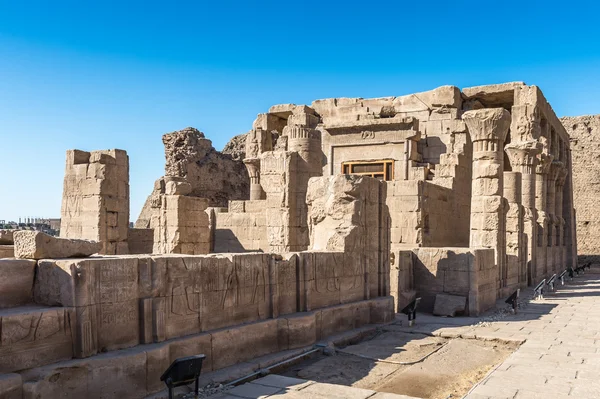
[14,231,100,259]
[136,127,249,229]
[0,230,15,245]
[433,293,467,317]
[561,114,600,264]
[0,373,22,399]
[60,149,129,255]
[0,259,35,308]
[0,245,14,258]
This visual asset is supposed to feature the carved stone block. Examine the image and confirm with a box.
[0,306,74,373]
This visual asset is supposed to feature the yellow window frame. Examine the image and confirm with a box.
[341,160,394,181]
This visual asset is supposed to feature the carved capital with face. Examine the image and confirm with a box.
[505,141,543,173]
[535,153,554,175]
[547,161,564,182]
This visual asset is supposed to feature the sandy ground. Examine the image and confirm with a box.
[283,331,518,399]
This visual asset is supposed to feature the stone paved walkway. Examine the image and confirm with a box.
[463,267,600,399]
[206,268,600,399]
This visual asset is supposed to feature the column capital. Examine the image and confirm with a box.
[556,165,568,188]
[505,141,543,173]
[535,153,554,175]
[243,158,260,178]
[510,104,541,142]
[245,127,273,159]
[547,160,563,182]
[463,108,511,143]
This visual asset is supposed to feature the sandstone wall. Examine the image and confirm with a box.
[306,175,390,299]
[312,86,463,170]
[151,195,210,255]
[213,200,268,253]
[0,251,393,398]
[423,182,469,247]
[386,180,470,249]
[561,115,600,264]
[0,251,391,373]
[394,247,497,316]
[127,228,154,254]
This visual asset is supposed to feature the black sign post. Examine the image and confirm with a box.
[505,289,520,314]
[547,274,557,292]
[161,354,206,399]
[559,270,567,286]
[533,279,546,300]
[401,297,421,327]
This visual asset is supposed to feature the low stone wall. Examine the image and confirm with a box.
[13,297,391,398]
[127,228,154,254]
[393,247,497,316]
[0,250,392,386]
[213,200,268,253]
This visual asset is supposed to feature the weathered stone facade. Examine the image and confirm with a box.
[215,82,576,307]
[0,82,581,398]
[561,115,599,264]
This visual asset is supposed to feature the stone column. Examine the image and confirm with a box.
[503,171,522,292]
[505,142,541,286]
[244,158,263,200]
[546,161,561,275]
[243,126,272,201]
[556,166,568,271]
[463,108,511,297]
[535,153,553,279]
[284,107,322,251]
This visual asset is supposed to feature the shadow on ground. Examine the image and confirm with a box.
[271,270,600,399]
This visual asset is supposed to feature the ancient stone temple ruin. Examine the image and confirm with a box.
[0,82,578,398]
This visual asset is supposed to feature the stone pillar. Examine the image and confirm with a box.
[556,166,568,270]
[505,142,541,286]
[534,153,553,279]
[503,171,522,292]
[244,158,263,200]
[60,149,130,255]
[564,149,577,269]
[546,161,561,274]
[463,108,511,297]
[152,194,210,255]
[282,106,322,251]
[244,127,273,201]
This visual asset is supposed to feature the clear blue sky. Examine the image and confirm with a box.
[0,1,599,223]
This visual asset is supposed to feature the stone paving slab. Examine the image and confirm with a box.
[206,375,420,398]
[463,269,600,398]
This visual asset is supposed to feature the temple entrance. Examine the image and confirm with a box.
[341,160,394,181]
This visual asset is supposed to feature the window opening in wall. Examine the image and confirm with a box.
[341,160,394,181]
[547,222,553,247]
